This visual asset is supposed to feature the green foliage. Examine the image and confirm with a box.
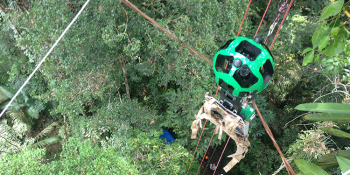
[318,150,350,170]
[295,159,329,175]
[302,0,350,75]
[295,103,350,114]
[0,148,44,174]
[305,113,350,122]
[336,156,350,173]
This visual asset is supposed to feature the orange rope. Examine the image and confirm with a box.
[187,119,208,174]
[270,0,294,50]
[254,0,272,38]
[196,127,217,175]
[252,100,295,175]
[237,0,252,37]
[213,137,230,175]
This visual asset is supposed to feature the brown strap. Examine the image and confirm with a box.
[252,100,295,175]
[120,0,212,65]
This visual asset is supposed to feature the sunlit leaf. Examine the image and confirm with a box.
[337,156,350,174]
[295,159,329,175]
[295,103,350,114]
[320,127,350,138]
[302,47,313,55]
[304,113,350,121]
[312,23,330,48]
[318,36,330,51]
[319,0,344,21]
[302,50,314,66]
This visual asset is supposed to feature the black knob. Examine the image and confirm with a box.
[254,36,263,44]
[239,65,250,77]
[233,59,242,67]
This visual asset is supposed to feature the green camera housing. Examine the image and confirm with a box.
[213,37,275,98]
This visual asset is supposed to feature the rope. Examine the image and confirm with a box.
[0,0,91,118]
[269,0,294,50]
[251,100,295,175]
[196,127,217,175]
[202,144,218,175]
[213,136,230,175]
[187,119,208,175]
[254,0,272,38]
[237,0,252,37]
[120,0,212,65]
[265,0,289,44]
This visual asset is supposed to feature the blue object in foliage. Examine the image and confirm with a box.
[159,129,175,144]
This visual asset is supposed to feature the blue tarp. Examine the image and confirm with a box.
[159,129,175,144]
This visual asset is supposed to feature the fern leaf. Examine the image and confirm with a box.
[31,136,62,148]
[34,121,62,141]
[26,106,39,119]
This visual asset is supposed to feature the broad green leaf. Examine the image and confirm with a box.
[334,26,350,43]
[302,47,313,55]
[295,103,350,114]
[320,127,350,138]
[331,27,340,36]
[328,18,342,28]
[337,156,350,174]
[303,50,314,66]
[315,55,320,62]
[318,36,330,51]
[304,113,350,121]
[318,150,350,170]
[321,40,345,56]
[319,0,344,21]
[295,159,329,175]
[312,23,331,49]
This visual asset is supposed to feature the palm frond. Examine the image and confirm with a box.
[0,86,15,99]
[9,110,27,124]
[26,106,39,119]
[34,121,62,141]
[0,89,9,104]
[31,136,62,148]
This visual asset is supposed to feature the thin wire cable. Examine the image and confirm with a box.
[270,0,294,50]
[254,0,272,38]
[187,119,208,175]
[213,136,230,175]
[196,127,217,175]
[0,0,91,118]
[237,0,252,37]
[252,100,295,175]
[202,144,218,175]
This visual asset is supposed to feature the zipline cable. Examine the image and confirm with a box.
[202,144,218,175]
[213,136,230,175]
[120,0,212,65]
[254,0,272,38]
[265,0,289,45]
[196,126,217,175]
[252,99,295,175]
[237,0,252,37]
[187,119,208,174]
[0,0,91,118]
[270,0,294,50]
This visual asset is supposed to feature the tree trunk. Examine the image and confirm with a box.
[122,64,131,99]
